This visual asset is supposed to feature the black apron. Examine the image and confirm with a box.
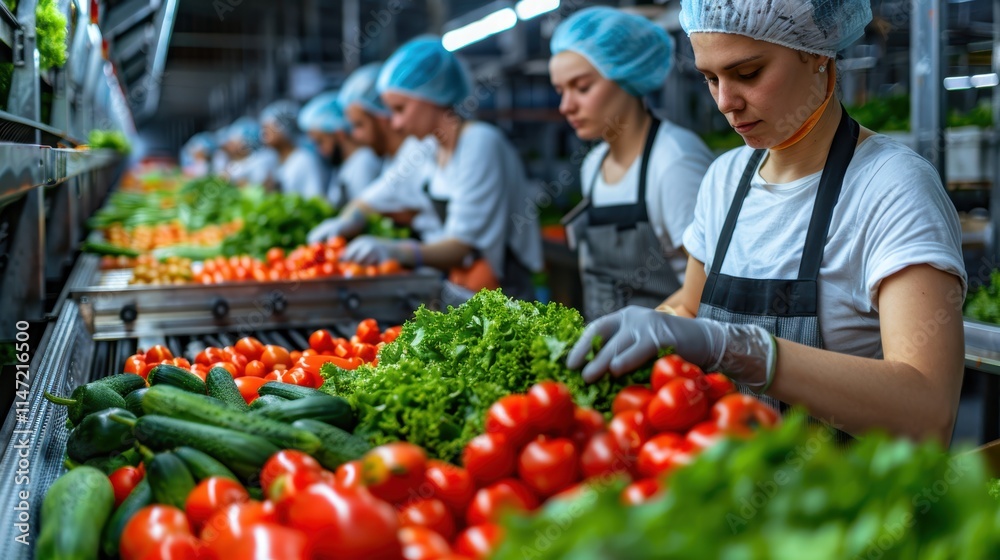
[572,116,681,321]
[697,106,859,444]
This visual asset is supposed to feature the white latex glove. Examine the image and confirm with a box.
[307,217,348,245]
[341,235,398,265]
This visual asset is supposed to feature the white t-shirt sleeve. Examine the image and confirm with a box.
[282,149,327,199]
[360,138,434,212]
[650,127,713,250]
[341,148,383,201]
[439,127,506,249]
[857,152,967,311]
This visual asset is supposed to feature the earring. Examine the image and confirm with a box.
[819,65,826,73]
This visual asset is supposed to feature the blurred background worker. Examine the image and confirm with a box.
[307,63,441,245]
[550,7,713,321]
[179,132,216,177]
[259,99,329,198]
[298,91,383,208]
[220,116,278,187]
[339,36,543,300]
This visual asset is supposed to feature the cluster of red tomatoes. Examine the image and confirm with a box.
[121,320,401,401]
[194,240,403,285]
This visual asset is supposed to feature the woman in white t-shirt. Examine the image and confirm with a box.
[566,0,967,444]
[259,100,329,200]
[340,36,543,300]
[549,7,713,321]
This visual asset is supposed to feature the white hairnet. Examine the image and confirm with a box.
[297,91,349,133]
[182,132,216,156]
[679,0,872,57]
[551,7,674,97]
[377,35,471,107]
[339,63,391,117]
[224,117,261,150]
[260,99,302,139]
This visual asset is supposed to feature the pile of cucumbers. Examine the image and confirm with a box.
[38,364,372,559]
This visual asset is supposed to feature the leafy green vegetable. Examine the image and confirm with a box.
[495,413,1000,560]
[320,289,653,463]
[989,478,1000,501]
[965,270,1000,324]
[366,214,411,240]
[219,190,333,259]
[88,130,131,154]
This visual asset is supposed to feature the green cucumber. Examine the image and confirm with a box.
[147,364,206,393]
[44,383,127,426]
[116,413,279,482]
[96,374,148,396]
[257,382,328,400]
[37,466,114,560]
[81,241,141,257]
[124,387,149,416]
[249,394,288,410]
[206,367,250,411]
[142,385,320,453]
[292,419,371,470]
[147,452,197,510]
[100,478,152,557]
[174,446,239,482]
[152,244,222,261]
[253,395,355,431]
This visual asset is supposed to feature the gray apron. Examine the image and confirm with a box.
[573,117,681,321]
[697,107,859,443]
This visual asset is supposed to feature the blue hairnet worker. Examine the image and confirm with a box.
[340,37,543,300]
[568,0,966,444]
[308,63,440,244]
[220,117,278,187]
[259,99,329,199]
[180,132,216,177]
[298,91,383,208]
[550,7,713,321]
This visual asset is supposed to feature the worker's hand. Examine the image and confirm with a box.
[341,235,398,265]
[565,306,777,392]
[307,217,349,244]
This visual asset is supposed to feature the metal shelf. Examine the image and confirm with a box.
[0,3,16,51]
[0,110,80,146]
[0,143,121,206]
[965,319,1000,375]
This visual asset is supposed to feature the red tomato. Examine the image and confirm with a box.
[229,523,309,560]
[398,526,452,560]
[233,377,267,404]
[381,326,403,344]
[235,337,264,360]
[209,361,238,377]
[453,524,503,559]
[335,460,364,488]
[356,318,382,345]
[124,354,147,375]
[646,378,709,433]
[711,393,780,431]
[169,357,192,370]
[225,352,249,376]
[465,479,538,526]
[109,466,144,508]
[268,367,319,388]
[621,478,665,506]
[484,395,534,449]
[140,362,158,379]
[296,354,340,376]
[686,421,728,450]
[243,360,266,378]
[289,350,303,363]
[399,498,457,541]
[612,385,655,416]
[268,469,336,505]
[568,407,606,448]
[185,477,250,532]
[580,432,630,480]
[144,345,174,364]
[136,533,207,560]
[351,342,378,363]
[309,329,336,353]
[200,501,277,554]
[120,505,192,560]
[702,373,736,402]
[608,410,653,455]
[278,484,402,560]
[636,433,686,478]
[462,433,516,486]
[267,247,285,263]
[526,381,575,436]
[650,354,701,391]
[423,460,476,518]
[260,450,323,495]
[260,345,292,370]
[362,442,428,504]
[195,347,228,367]
[517,437,580,498]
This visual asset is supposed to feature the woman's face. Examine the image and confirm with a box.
[549,51,637,142]
[690,33,829,149]
[261,121,284,148]
[381,91,445,139]
[307,130,338,159]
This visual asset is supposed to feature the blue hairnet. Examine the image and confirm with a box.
[298,91,349,133]
[224,117,261,150]
[377,36,471,107]
[182,132,216,156]
[679,0,872,57]
[339,63,390,117]
[260,99,301,139]
[551,7,674,97]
